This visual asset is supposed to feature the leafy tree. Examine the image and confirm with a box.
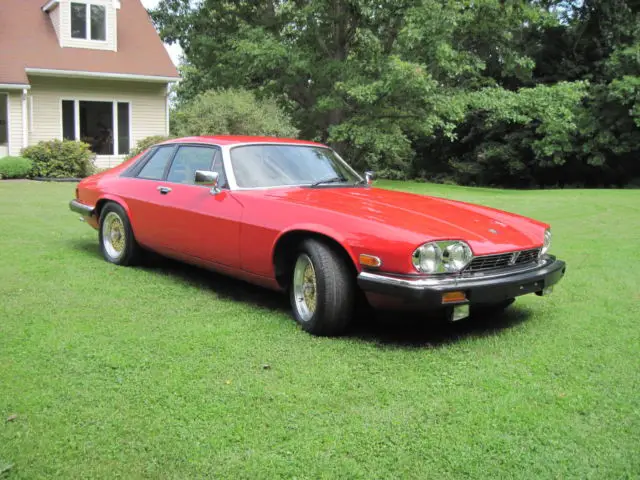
[152,0,640,186]
[170,88,299,138]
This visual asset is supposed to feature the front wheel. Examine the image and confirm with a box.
[289,239,355,336]
[99,202,141,266]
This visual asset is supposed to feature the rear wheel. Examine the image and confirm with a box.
[289,239,355,336]
[99,202,141,266]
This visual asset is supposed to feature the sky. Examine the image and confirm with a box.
[140,0,183,67]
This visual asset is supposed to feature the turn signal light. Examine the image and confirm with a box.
[359,254,382,268]
[442,291,466,304]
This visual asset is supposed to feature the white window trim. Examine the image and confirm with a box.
[0,93,9,154]
[70,1,108,43]
[59,98,132,157]
[22,90,28,149]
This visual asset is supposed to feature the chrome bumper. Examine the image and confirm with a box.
[69,199,95,217]
[357,255,566,305]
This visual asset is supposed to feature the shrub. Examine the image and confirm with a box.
[0,156,33,179]
[126,135,173,160]
[22,140,95,178]
[171,88,299,138]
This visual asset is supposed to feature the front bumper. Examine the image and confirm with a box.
[358,255,566,306]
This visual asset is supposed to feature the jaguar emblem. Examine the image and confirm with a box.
[488,228,498,235]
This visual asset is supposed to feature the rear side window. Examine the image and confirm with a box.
[137,146,175,180]
[166,146,217,184]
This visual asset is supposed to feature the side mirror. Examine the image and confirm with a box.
[364,171,375,186]
[195,170,220,195]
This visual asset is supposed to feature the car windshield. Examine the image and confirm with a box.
[230,144,362,188]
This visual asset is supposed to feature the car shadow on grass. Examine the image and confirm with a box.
[71,239,532,348]
[349,307,531,348]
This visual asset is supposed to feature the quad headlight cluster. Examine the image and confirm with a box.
[541,228,552,256]
[412,241,473,274]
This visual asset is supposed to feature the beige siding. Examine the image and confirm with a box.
[28,76,168,168]
[57,0,117,52]
[50,6,61,44]
[0,90,25,157]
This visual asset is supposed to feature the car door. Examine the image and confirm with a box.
[114,144,179,251]
[153,144,243,268]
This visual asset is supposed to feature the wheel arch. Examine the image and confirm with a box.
[272,227,359,289]
[95,194,133,221]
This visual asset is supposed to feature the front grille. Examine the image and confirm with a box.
[465,248,541,273]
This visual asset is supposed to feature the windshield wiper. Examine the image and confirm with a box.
[309,176,346,187]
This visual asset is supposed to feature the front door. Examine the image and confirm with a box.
[119,144,242,268]
[0,94,8,158]
[156,145,242,268]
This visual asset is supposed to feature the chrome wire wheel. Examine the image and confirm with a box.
[102,211,126,260]
[293,254,318,322]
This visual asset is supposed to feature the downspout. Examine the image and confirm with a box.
[22,88,28,150]
[165,84,170,136]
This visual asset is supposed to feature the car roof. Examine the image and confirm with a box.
[159,135,326,147]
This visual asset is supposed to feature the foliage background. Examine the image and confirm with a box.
[22,140,95,178]
[151,0,640,187]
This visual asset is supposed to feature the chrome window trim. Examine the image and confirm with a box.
[220,142,364,191]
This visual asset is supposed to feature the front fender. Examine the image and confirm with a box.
[273,223,361,271]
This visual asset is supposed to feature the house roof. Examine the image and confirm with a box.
[0,0,179,86]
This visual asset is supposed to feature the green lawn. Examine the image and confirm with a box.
[1,180,639,479]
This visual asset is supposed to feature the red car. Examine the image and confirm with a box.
[70,136,566,335]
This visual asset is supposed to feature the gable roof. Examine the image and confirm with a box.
[0,0,179,86]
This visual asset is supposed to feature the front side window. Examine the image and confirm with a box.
[70,2,106,41]
[230,145,361,188]
[167,146,217,184]
[137,146,175,180]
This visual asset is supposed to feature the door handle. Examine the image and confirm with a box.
[157,186,172,195]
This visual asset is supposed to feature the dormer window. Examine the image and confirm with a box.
[70,2,106,41]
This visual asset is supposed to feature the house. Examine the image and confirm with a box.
[0,0,179,167]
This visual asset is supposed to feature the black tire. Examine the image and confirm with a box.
[98,202,141,266]
[289,239,355,336]
[471,298,515,318]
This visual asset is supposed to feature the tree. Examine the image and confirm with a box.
[152,0,640,186]
[171,88,299,138]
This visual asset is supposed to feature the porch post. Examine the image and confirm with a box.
[112,101,119,161]
[22,89,28,149]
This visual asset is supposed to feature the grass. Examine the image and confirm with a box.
[1,179,639,479]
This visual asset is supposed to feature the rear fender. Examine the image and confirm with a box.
[95,194,136,230]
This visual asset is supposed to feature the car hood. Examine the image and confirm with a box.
[263,187,546,254]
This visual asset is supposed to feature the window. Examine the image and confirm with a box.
[70,3,87,39]
[71,2,106,41]
[117,103,130,155]
[80,101,113,154]
[90,5,106,41]
[230,145,361,188]
[62,100,75,141]
[62,100,131,156]
[211,152,228,189]
[137,147,175,180]
[167,146,217,184]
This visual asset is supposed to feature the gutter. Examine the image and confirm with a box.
[0,84,31,90]
[25,68,180,83]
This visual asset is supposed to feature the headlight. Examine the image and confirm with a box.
[412,241,473,274]
[541,228,552,255]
